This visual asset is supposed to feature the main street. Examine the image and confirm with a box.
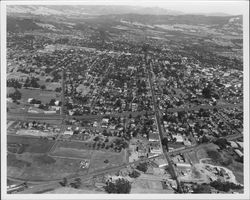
[146,57,183,193]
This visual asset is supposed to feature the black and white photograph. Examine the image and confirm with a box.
[1,0,249,199]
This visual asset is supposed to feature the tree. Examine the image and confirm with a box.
[9,89,22,101]
[214,138,228,149]
[70,178,81,188]
[202,87,212,99]
[60,177,68,187]
[40,85,46,90]
[49,99,56,106]
[161,137,169,150]
[210,180,243,192]
[104,178,131,193]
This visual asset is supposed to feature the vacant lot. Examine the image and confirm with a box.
[7,135,55,153]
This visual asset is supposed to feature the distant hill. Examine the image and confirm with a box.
[104,14,242,26]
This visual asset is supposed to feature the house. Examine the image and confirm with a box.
[172,134,184,143]
[153,157,168,168]
[55,100,60,106]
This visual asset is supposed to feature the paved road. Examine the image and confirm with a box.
[147,61,183,193]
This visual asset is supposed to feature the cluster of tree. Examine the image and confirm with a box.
[104,178,131,194]
[136,162,148,173]
[214,138,229,149]
[202,85,219,99]
[8,89,22,101]
[70,178,82,189]
[24,77,40,88]
[55,87,62,92]
[192,183,211,193]
[29,98,41,104]
[129,170,140,178]
[7,79,22,89]
[210,180,243,192]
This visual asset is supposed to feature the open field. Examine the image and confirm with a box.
[52,141,127,173]
[7,135,55,153]
[50,146,92,159]
[88,150,126,173]
[8,152,88,181]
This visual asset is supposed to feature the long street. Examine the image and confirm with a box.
[146,57,183,193]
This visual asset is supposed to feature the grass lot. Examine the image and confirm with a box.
[7,135,55,153]
[7,87,61,104]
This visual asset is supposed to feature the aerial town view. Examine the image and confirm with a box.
[4,2,247,196]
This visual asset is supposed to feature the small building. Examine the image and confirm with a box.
[176,163,191,168]
[229,141,238,149]
[63,130,74,135]
[27,98,34,103]
[148,133,160,142]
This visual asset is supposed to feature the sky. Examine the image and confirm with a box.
[4,0,249,15]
